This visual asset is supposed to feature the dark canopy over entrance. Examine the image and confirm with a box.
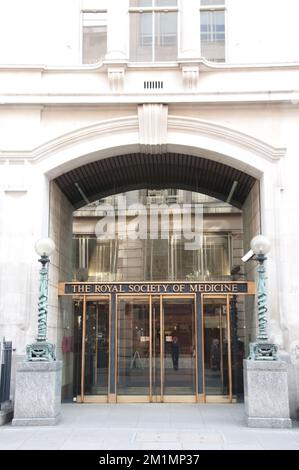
[54,153,256,209]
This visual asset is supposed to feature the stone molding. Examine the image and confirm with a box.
[0,116,139,163]
[2,59,299,73]
[168,116,286,162]
[0,115,286,172]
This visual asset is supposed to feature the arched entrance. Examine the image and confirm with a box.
[52,151,258,404]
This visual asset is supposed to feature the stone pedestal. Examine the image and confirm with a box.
[12,361,62,426]
[244,359,292,428]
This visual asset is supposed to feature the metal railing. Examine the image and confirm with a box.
[0,338,12,409]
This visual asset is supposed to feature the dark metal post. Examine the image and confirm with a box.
[0,338,12,409]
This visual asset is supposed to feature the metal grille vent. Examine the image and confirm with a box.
[144,81,163,90]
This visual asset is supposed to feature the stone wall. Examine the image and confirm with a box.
[48,181,74,400]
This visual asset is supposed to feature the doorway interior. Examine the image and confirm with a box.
[73,293,244,403]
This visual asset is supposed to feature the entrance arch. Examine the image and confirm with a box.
[41,115,284,404]
[51,155,259,404]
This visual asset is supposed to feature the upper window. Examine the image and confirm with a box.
[201,0,225,5]
[130,0,177,6]
[82,11,107,64]
[200,0,225,62]
[130,0,178,62]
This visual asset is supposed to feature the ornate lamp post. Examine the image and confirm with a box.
[248,234,278,361]
[26,237,56,361]
[243,234,291,429]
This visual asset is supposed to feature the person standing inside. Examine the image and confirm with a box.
[171,335,180,370]
[210,338,220,371]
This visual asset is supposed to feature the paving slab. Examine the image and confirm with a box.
[1,403,298,450]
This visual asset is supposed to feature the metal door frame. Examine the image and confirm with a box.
[77,295,110,403]
[202,294,234,403]
[115,293,198,403]
[75,292,236,404]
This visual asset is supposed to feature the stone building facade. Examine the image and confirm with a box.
[0,0,298,416]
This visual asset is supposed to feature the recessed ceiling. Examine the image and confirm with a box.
[54,153,256,209]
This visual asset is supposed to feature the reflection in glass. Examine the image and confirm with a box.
[230,295,245,398]
[152,298,161,397]
[155,0,177,5]
[116,296,196,398]
[163,299,196,395]
[130,1,177,6]
[73,233,230,282]
[84,300,109,396]
[130,9,177,61]
[130,12,153,62]
[201,0,225,5]
[203,298,229,396]
[73,190,235,282]
[146,239,169,280]
[130,0,152,6]
[155,11,177,61]
[201,10,225,62]
[117,299,150,395]
[88,239,118,281]
[82,12,107,64]
[73,299,84,398]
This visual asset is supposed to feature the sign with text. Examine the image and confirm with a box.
[59,281,254,296]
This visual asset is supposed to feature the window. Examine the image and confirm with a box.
[130,0,178,62]
[200,0,225,62]
[82,11,107,64]
[201,0,225,5]
[145,233,230,281]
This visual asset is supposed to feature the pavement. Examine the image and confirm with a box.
[0,403,299,450]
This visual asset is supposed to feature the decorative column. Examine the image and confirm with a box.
[243,235,291,428]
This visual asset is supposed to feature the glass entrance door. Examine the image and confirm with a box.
[202,296,233,402]
[162,298,196,399]
[117,297,151,398]
[75,293,239,403]
[116,295,197,402]
[82,298,110,401]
